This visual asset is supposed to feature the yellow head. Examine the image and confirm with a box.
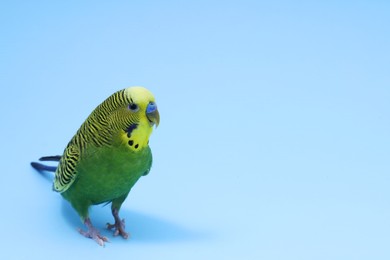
[119,86,160,151]
[123,87,159,126]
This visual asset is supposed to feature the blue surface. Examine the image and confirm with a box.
[1,1,389,259]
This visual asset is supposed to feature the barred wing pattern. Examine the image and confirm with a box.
[52,89,131,193]
[53,144,80,192]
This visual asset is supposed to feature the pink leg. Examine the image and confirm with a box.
[107,208,129,239]
[78,218,109,246]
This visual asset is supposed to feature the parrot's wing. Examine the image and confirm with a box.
[53,144,80,192]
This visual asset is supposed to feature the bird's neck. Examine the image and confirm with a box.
[121,121,153,152]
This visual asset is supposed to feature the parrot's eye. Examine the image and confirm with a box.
[128,103,139,112]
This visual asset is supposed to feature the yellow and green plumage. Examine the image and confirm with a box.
[31,86,160,246]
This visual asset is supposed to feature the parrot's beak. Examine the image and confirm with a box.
[147,109,160,128]
[146,102,160,128]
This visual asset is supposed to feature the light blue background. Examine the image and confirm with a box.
[1,1,389,259]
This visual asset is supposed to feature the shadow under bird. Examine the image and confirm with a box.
[31,86,160,246]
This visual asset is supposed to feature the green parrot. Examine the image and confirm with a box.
[31,86,160,246]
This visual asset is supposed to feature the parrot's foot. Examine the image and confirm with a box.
[107,208,129,239]
[107,219,128,238]
[79,218,109,246]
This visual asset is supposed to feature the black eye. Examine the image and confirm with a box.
[128,103,138,111]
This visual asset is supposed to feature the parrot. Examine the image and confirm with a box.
[31,86,160,246]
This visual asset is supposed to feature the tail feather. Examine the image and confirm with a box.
[39,155,62,162]
[31,155,61,172]
[31,162,57,172]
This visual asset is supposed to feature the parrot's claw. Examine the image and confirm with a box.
[107,218,129,239]
[78,228,109,246]
[79,218,109,246]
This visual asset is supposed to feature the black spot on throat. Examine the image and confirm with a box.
[128,140,134,146]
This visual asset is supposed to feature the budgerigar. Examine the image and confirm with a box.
[31,86,160,246]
